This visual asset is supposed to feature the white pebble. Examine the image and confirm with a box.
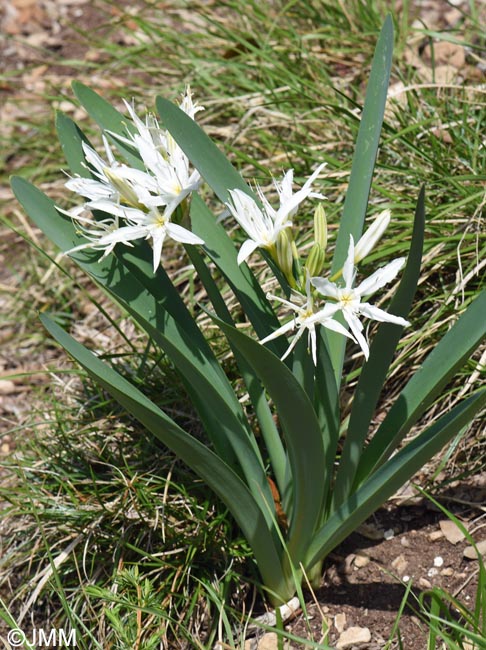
[434,556,444,567]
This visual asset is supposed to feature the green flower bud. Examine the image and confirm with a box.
[313,203,327,251]
[305,242,326,278]
[276,228,294,279]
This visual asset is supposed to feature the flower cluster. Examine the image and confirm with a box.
[64,89,409,362]
[63,88,204,271]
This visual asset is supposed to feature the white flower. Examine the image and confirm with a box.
[311,235,410,360]
[60,206,136,259]
[226,164,326,265]
[69,200,204,272]
[261,273,354,365]
[63,89,206,269]
[112,87,203,219]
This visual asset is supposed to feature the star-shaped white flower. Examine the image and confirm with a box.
[311,235,410,360]
[260,273,354,365]
[226,163,326,265]
[68,200,204,272]
[113,88,204,219]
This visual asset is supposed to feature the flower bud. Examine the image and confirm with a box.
[313,203,327,250]
[354,208,391,263]
[276,228,294,279]
[305,242,326,278]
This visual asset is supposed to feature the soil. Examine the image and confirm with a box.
[1,1,485,649]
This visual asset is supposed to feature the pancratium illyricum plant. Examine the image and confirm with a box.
[12,17,486,606]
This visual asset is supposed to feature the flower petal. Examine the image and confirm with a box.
[311,277,340,300]
[342,235,356,288]
[359,302,410,326]
[237,238,260,265]
[343,311,370,360]
[356,257,406,297]
[165,222,205,245]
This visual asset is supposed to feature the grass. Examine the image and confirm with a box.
[1,0,485,647]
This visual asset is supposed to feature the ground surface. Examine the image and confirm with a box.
[1,1,485,649]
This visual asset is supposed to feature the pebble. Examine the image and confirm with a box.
[354,553,370,569]
[0,380,16,395]
[428,530,444,542]
[334,612,346,633]
[464,540,486,559]
[440,519,466,545]
[433,556,444,567]
[336,626,371,648]
[391,554,408,575]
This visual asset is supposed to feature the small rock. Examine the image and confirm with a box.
[344,553,356,574]
[354,553,370,568]
[334,612,346,633]
[391,554,408,575]
[440,519,467,545]
[419,577,432,589]
[336,626,371,649]
[257,633,279,650]
[433,556,444,567]
[0,380,16,395]
[384,528,395,540]
[428,530,444,542]
[463,540,486,560]
[401,537,411,548]
[441,567,454,576]
[427,567,439,578]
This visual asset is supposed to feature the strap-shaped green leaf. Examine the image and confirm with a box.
[156,96,250,205]
[305,389,486,570]
[56,112,93,177]
[355,289,486,486]
[71,81,143,169]
[331,186,425,509]
[328,15,394,380]
[40,313,288,599]
[10,178,277,517]
[331,15,394,274]
[210,314,326,568]
[186,244,288,498]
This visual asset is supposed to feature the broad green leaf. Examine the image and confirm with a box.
[71,81,143,169]
[10,178,277,518]
[186,244,288,497]
[328,15,394,380]
[331,186,425,509]
[40,314,288,600]
[331,15,394,273]
[156,96,250,204]
[305,389,486,569]
[56,112,93,177]
[354,289,486,486]
[313,329,340,518]
[212,315,326,569]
